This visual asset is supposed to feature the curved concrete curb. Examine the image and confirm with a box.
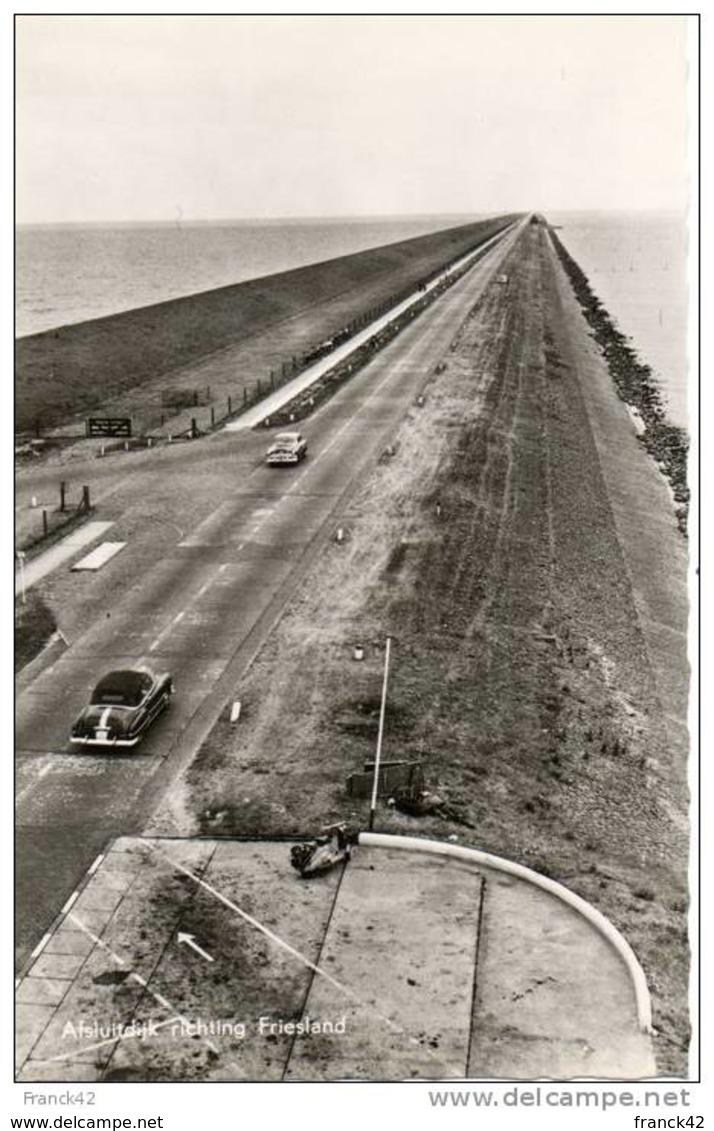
[358,831,653,1034]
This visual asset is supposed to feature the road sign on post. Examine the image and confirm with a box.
[87,417,132,438]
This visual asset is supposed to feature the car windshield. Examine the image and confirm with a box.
[273,434,298,446]
[91,671,153,707]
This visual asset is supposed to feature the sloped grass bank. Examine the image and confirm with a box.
[17,215,519,434]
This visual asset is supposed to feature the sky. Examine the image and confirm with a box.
[15,14,692,224]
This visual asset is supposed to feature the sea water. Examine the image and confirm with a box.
[550,211,690,430]
[16,215,481,339]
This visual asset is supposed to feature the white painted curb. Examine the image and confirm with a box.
[358,831,653,1034]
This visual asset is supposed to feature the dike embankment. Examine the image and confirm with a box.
[150,218,689,1073]
[16,214,519,435]
[549,230,689,534]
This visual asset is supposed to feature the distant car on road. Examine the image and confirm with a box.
[69,666,173,748]
[265,431,308,466]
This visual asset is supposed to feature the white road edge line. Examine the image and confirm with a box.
[88,853,105,876]
[61,891,79,914]
[29,932,52,960]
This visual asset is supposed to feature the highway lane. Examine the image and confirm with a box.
[226,221,519,430]
[16,220,525,969]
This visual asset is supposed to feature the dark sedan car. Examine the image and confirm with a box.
[69,667,173,748]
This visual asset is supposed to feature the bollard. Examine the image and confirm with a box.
[42,509,48,535]
[211,406,215,426]
[191,418,197,438]
[60,481,67,512]
[125,440,129,452]
[148,437,153,448]
[168,433,173,444]
[353,645,365,661]
[230,701,242,724]
[336,527,345,544]
[243,388,248,405]
[228,395,232,415]
[100,444,105,458]
[31,496,38,508]
[82,485,90,510]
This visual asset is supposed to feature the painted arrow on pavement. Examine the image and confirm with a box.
[177,931,214,962]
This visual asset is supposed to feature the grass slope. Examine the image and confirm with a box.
[16,215,519,433]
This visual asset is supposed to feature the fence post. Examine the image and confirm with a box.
[228,395,232,415]
[42,509,49,536]
[210,406,215,426]
[82,485,91,510]
[191,418,197,437]
[60,481,67,512]
[193,390,199,407]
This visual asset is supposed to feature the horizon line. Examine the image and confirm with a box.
[15,206,686,229]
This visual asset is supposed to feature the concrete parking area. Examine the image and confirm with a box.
[16,836,654,1082]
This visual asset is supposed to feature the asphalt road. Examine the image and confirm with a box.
[16,220,526,970]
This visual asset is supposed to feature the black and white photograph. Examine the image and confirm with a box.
[12,8,699,1107]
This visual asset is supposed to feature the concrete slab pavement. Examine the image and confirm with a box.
[16,522,115,595]
[15,836,655,1082]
